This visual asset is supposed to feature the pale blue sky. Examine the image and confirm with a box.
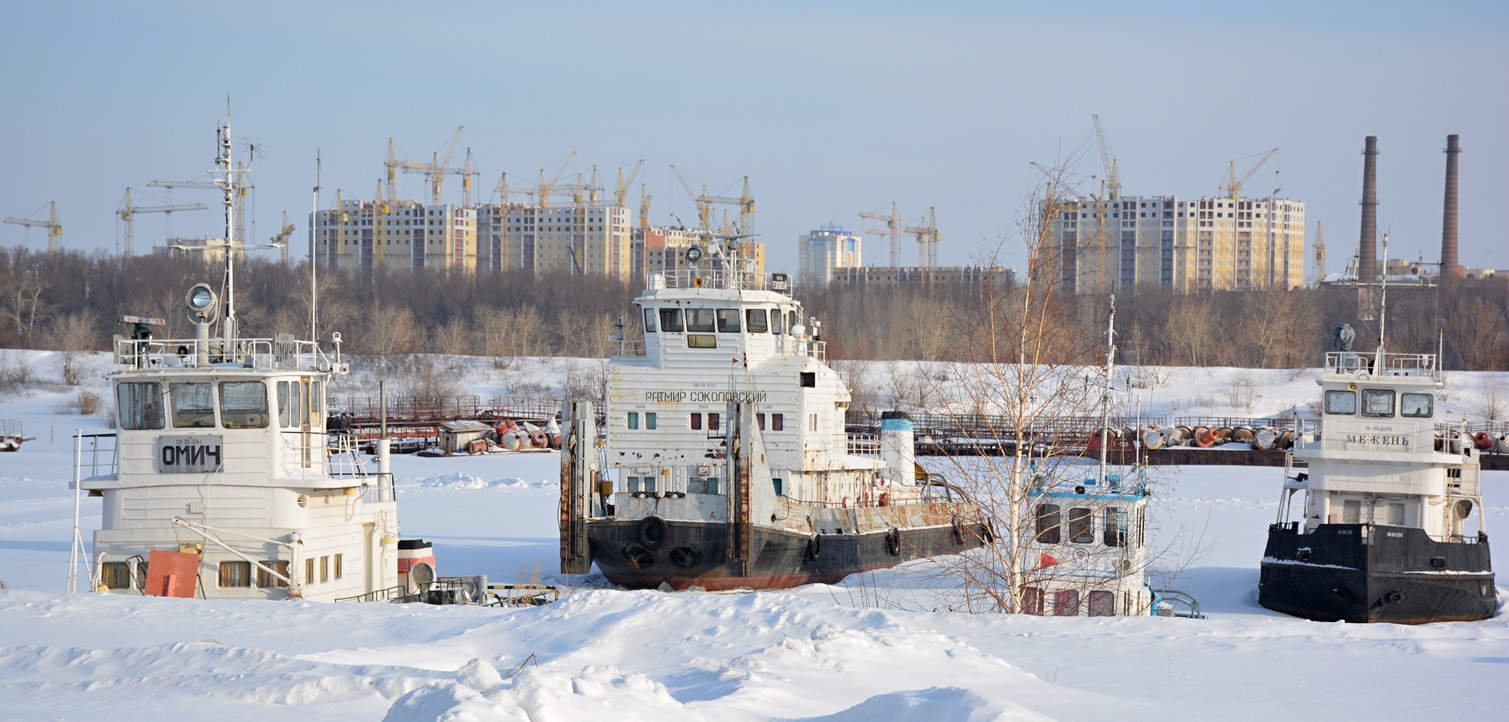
[2,1,1505,275]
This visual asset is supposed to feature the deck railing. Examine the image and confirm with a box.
[113,335,341,373]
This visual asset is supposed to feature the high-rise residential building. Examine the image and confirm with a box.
[797,224,863,286]
[1044,195,1305,294]
[312,199,477,272]
[831,265,1014,287]
[476,203,634,282]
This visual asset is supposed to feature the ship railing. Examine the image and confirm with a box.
[335,585,406,603]
[660,267,767,291]
[113,335,341,373]
[74,431,119,480]
[1324,351,1439,380]
[613,339,647,357]
[807,340,826,362]
[846,432,880,456]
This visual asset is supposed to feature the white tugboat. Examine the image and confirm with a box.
[560,237,991,590]
[71,117,400,601]
[1261,243,1495,623]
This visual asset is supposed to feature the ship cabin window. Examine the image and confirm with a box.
[1386,502,1405,525]
[1088,590,1115,617]
[1035,503,1061,543]
[645,412,657,430]
[305,558,316,585]
[320,555,330,583]
[257,560,290,588]
[100,560,139,590]
[1342,499,1362,523]
[1324,390,1357,415]
[1068,507,1094,543]
[117,382,164,430]
[220,382,269,429]
[690,413,702,430]
[1022,587,1044,615]
[170,382,216,428]
[688,334,717,348]
[772,477,783,496]
[1361,389,1395,418]
[643,308,657,333]
[218,561,252,588]
[659,308,683,333]
[1104,507,1127,547]
[708,412,720,431]
[686,309,716,333]
[1401,392,1433,418]
[627,412,639,430]
[771,413,784,431]
[787,311,798,335]
[716,308,741,333]
[1054,589,1080,616]
[747,309,768,333]
[333,553,343,580]
[757,413,765,429]
[770,309,785,335]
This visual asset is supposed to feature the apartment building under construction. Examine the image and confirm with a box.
[1045,195,1306,294]
[632,226,766,284]
[313,199,478,272]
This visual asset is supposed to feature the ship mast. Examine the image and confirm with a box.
[1098,295,1116,483]
[214,113,239,345]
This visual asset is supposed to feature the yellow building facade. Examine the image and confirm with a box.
[313,200,478,272]
[1046,195,1305,294]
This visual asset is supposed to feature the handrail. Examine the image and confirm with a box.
[114,335,341,373]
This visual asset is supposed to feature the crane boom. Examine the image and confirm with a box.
[118,188,208,257]
[858,202,902,266]
[1093,114,1120,201]
[4,201,62,252]
[1221,147,1279,199]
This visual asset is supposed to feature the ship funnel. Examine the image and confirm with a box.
[880,411,917,486]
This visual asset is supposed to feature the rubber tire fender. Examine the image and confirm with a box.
[805,534,822,561]
[637,516,670,551]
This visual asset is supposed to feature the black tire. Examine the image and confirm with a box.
[637,516,669,550]
[885,528,901,556]
[805,534,822,561]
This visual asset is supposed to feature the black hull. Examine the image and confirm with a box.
[588,517,987,590]
[1260,523,1496,623]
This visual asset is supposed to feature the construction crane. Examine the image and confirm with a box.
[700,177,755,236]
[385,126,464,204]
[670,165,712,232]
[1313,220,1326,284]
[1030,162,1088,202]
[1220,147,1279,200]
[524,151,580,207]
[1093,114,1120,201]
[615,160,644,208]
[638,183,651,230]
[903,207,940,270]
[117,188,208,257]
[4,201,62,252]
[858,202,903,266]
[148,172,253,250]
[269,211,296,263]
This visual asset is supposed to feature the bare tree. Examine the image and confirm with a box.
[49,311,99,386]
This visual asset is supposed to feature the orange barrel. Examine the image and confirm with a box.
[1232,427,1255,442]
[1193,426,1216,448]
[1276,430,1294,449]
[1141,427,1164,450]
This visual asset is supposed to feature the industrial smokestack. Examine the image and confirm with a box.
[1441,134,1463,284]
[1357,136,1378,283]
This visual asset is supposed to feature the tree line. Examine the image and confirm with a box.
[1,246,1505,371]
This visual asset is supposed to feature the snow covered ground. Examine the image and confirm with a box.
[1,350,1506,721]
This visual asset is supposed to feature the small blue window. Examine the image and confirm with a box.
[627,412,639,430]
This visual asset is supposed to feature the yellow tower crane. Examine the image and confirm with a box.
[859,202,903,267]
[639,183,651,231]
[615,160,644,209]
[385,127,464,204]
[5,201,62,252]
[1220,148,1279,200]
[903,207,940,271]
[117,189,207,258]
[270,211,296,263]
[526,151,580,207]
[1093,114,1120,201]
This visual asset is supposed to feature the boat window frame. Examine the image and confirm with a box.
[1400,392,1433,418]
[715,308,741,334]
[117,381,165,430]
[770,308,785,335]
[1068,507,1094,544]
[771,413,784,431]
[686,308,716,333]
[218,560,252,588]
[643,307,657,334]
[645,412,657,430]
[1360,388,1395,418]
[169,381,217,429]
[219,381,270,429]
[1053,589,1080,616]
[1035,503,1061,544]
[659,308,683,333]
[687,334,717,349]
[690,413,702,431]
[1103,507,1127,547]
[1087,590,1116,617]
[746,308,768,333]
[1324,389,1357,415]
[627,411,639,430]
[1022,587,1044,615]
